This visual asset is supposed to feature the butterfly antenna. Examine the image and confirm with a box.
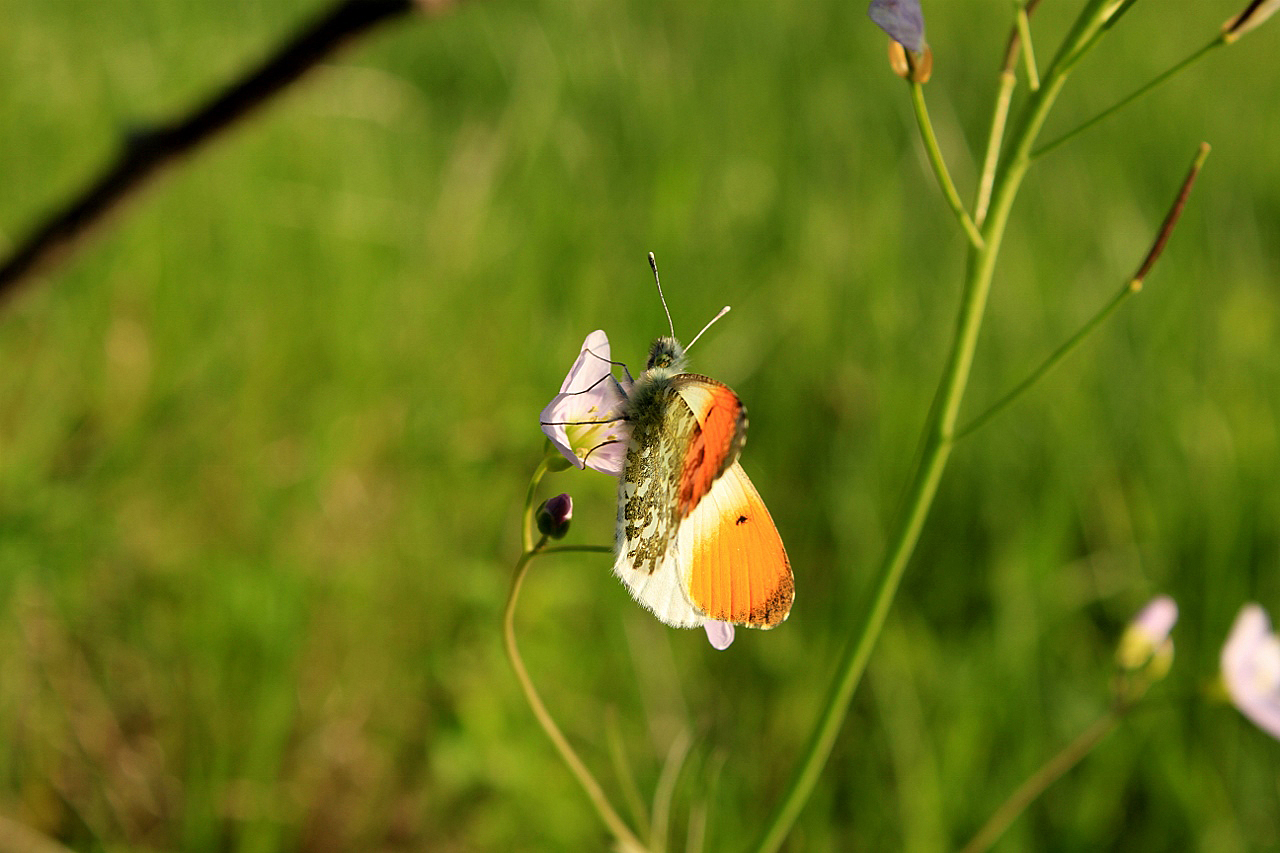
[685,305,731,353]
[648,252,676,340]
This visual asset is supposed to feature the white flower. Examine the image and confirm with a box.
[1221,603,1280,740]
[540,330,630,476]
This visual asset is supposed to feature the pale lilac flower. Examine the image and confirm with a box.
[1221,603,1280,740]
[540,330,630,476]
[1117,595,1178,672]
[535,493,574,540]
[704,620,735,651]
[868,0,925,53]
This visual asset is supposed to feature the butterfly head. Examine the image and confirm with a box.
[645,336,687,376]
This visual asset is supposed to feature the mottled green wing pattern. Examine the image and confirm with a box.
[616,382,699,576]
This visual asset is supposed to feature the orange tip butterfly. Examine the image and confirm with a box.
[540,254,794,645]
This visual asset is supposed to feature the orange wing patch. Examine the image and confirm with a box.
[680,462,793,627]
[670,375,747,518]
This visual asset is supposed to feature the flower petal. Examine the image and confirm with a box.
[1222,603,1280,741]
[868,0,926,53]
[1118,595,1179,671]
[1134,595,1179,645]
[559,330,613,393]
[704,620,735,650]
[540,331,630,475]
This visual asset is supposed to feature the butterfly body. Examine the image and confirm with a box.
[613,336,793,630]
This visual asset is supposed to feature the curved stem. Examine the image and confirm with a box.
[909,82,985,250]
[504,546,648,853]
[523,451,557,552]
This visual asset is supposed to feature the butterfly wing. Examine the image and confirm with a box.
[677,460,793,627]
[613,377,707,627]
[613,372,792,629]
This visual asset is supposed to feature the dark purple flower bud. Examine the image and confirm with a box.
[868,0,926,54]
[536,493,574,539]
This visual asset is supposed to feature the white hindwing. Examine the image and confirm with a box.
[612,379,705,628]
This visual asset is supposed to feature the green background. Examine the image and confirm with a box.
[2,0,1278,850]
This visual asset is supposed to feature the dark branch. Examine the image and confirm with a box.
[1132,141,1210,286]
[0,0,433,303]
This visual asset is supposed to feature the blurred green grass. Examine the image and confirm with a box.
[2,0,1279,850]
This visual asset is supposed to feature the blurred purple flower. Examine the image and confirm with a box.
[704,620,735,651]
[540,330,630,476]
[1117,595,1178,671]
[1221,603,1280,740]
[868,0,926,53]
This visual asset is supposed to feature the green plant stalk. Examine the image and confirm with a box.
[962,139,1209,438]
[1034,36,1223,159]
[909,82,985,250]
[522,452,556,552]
[749,11,1107,851]
[1015,7,1041,90]
[955,279,1136,440]
[975,71,1017,226]
[958,711,1120,853]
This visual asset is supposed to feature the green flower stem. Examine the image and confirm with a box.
[909,82,985,250]
[959,139,1208,439]
[957,711,1120,853]
[976,0,1039,225]
[955,279,1136,441]
[1034,36,1223,160]
[1015,6,1040,90]
[504,542,641,852]
[522,451,557,552]
[750,9,1110,851]
[975,70,1016,226]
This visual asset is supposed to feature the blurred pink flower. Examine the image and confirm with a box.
[1117,595,1178,671]
[540,330,630,476]
[704,620,735,651]
[1221,603,1280,740]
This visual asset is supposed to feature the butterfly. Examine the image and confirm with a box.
[610,255,794,633]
